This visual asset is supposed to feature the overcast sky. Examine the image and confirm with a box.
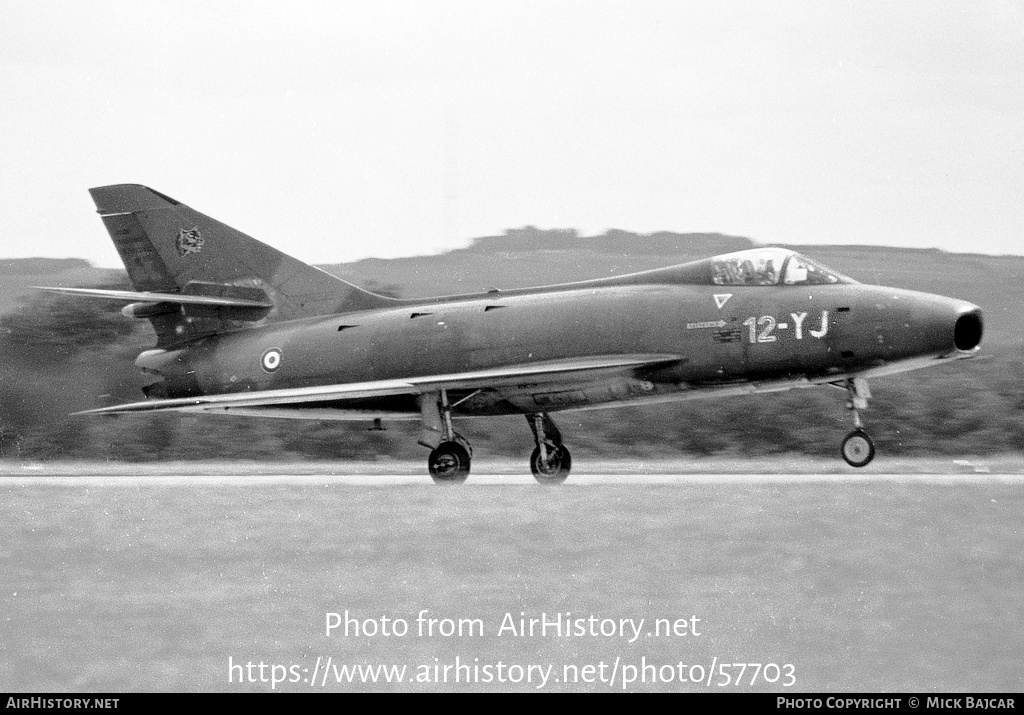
[1,1,1021,267]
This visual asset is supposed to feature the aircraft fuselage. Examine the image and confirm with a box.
[137,281,981,418]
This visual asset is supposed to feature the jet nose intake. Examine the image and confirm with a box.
[953,307,983,352]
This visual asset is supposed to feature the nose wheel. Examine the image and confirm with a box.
[841,429,875,468]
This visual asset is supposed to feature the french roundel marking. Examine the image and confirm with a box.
[261,348,283,372]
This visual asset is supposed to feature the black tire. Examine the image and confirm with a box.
[841,429,875,468]
[428,442,471,484]
[530,444,572,484]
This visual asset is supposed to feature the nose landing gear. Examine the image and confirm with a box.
[840,378,875,468]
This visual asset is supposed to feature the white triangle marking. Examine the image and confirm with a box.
[713,293,733,309]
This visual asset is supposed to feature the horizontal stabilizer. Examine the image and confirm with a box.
[75,354,682,415]
[36,286,273,309]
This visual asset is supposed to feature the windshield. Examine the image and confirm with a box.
[710,248,849,286]
[711,248,788,286]
[782,253,844,285]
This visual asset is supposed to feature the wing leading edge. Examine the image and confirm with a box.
[76,354,682,415]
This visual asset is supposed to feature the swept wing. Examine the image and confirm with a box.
[77,354,682,415]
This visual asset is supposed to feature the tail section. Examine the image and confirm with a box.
[89,184,400,344]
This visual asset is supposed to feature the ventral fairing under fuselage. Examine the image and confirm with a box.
[42,185,984,482]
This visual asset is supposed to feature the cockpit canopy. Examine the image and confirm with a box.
[709,248,853,286]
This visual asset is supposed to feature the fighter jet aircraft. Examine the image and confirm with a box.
[42,184,984,483]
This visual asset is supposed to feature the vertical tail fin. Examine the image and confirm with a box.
[90,184,399,344]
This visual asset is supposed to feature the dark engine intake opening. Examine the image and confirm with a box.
[954,310,983,351]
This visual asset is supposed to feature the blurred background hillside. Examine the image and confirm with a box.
[1,230,1020,463]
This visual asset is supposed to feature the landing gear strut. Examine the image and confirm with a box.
[418,395,575,484]
[840,378,875,468]
[527,413,572,484]
[422,390,472,484]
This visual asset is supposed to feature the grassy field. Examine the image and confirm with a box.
[2,463,1023,692]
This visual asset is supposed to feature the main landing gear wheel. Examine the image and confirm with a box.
[428,441,471,484]
[526,413,572,484]
[841,429,875,468]
[530,444,572,485]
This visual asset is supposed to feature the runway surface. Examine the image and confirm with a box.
[5,459,1023,691]
[3,472,1024,486]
